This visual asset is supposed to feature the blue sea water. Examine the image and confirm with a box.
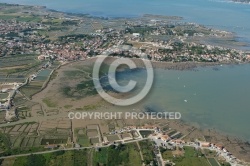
[114,64,250,141]
[1,0,250,48]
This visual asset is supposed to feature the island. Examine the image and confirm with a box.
[232,0,250,3]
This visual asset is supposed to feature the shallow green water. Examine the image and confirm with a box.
[37,69,52,77]
[36,69,52,81]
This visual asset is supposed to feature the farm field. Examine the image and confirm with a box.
[139,130,154,138]
[139,140,156,165]
[75,128,90,147]
[208,158,220,166]
[41,139,67,145]
[161,146,211,166]
[106,135,120,142]
[4,142,143,166]
[0,54,43,77]
[93,143,142,166]
[19,84,42,99]
[13,149,89,166]
[0,92,8,99]
[90,137,99,144]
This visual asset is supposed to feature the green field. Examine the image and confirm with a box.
[162,146,211,166]
[139,130,154,138]
[1,141,224,166]
[0,93,8,99]
[13,137,23,148]
[0,55,41,76]
[93,147,108,165]
[42,98,58,108]
[13,150,88,166]
[0,14,42,22]
[61,66,100,99]
[6,144,142,166]
[41,139,67,145]
[20,85,42,99]
[139,140,156,165]
[208,158,220,166]
[0,133,11,152]
[93,143,142,166]
[75,128,90,147]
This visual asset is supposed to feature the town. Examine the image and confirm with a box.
[0,4,249,64]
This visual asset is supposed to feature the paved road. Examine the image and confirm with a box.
[0,147,92,159]
[0,138,149,159]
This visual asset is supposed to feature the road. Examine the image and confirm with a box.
[0,147,92,159]
[0,138,149,159]
[136,141,144,165]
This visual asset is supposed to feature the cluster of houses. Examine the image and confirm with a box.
[0,19,49,57]
[198,141,239,163]
[0,83,20,122]
[0,83,19,110]
[104,124,244,165]
[1,14,249,64]
[151,127,243,165]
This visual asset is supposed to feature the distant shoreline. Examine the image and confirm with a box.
[100,56,247,71]
[231,0,250,4]
[0,2,183,20]
[1,1,249,52]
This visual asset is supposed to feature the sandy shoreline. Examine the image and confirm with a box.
[165,119,250,163]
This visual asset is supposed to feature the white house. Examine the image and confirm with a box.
[132,33,140,37]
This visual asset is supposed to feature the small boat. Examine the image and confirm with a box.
[184,100,188,103]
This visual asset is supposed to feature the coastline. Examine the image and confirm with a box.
[100,56,246,71]
[165,118,250,163]
[83,57,250,162]
[1,2,250,164]
[1,1,250,49]
[14,57,250,163]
